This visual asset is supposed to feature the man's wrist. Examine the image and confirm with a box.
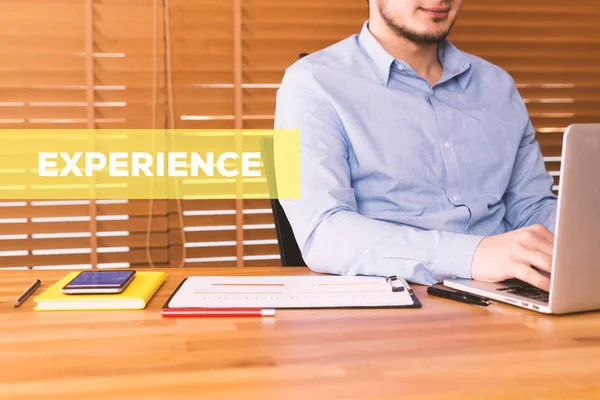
[434,232,485,281]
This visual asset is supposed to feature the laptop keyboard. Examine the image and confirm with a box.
[496,283,550,303]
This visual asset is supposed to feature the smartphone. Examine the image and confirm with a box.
[61,270,136,294]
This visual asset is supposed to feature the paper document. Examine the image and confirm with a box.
[167,275,416,309]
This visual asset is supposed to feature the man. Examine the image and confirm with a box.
[274,0,557,291]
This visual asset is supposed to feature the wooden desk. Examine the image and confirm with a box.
[1,267,600,400]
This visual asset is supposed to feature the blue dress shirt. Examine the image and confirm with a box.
[274,22,557,285]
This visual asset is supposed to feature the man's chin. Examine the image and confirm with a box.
[417,25,452,38]
[383,15,452,45]
[407,31,450,45]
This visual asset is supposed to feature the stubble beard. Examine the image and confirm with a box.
[378,2,456,45]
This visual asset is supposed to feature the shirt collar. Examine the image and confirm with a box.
[358,20,472,91]
[358,21,395,86]
[437,40,472,91]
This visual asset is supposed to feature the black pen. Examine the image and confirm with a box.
[427,285,491,306]
[14,279,41,307]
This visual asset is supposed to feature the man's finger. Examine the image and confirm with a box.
[520,232,554,259]
[528,224,555,245]
[511,263,551,292]
[518,247,553,274]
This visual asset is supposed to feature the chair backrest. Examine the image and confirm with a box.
[260,138,307,267]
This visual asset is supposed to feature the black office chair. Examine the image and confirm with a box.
[261,138,307,267]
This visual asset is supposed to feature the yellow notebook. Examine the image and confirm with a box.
[34,271,168,311]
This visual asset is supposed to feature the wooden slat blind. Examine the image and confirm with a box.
[1,0,598,269]
[0,0,171,270]
[167,0,237,268]
[452,0,600,192]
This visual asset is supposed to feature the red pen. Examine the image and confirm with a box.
[161,307,276,318]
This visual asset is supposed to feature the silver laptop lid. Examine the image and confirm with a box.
[550,124,600,314]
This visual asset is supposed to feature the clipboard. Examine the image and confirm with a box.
[162,275,422,310]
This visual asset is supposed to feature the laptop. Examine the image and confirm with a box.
[444,124,600,314]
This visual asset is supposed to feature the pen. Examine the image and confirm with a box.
[161,308,276,318]
[427,286,491,306]
[14,279,41,308]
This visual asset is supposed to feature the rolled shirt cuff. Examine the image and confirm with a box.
[433,232,485,281]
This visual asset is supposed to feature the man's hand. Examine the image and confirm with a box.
[471,224,555,291]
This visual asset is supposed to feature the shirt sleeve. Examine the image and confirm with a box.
[502,83,558,233]
[274,64,484,286]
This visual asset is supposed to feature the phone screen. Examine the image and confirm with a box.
[65,271,135,288]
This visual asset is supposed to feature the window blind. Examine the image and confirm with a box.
[452,0,600,193]
[0,0,170,269]
[1,0,598,269]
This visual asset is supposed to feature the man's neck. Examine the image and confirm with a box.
[368,20,443,86]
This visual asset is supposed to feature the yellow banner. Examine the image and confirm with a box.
[0,129,300,200]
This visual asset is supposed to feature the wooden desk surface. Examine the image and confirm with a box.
[1,267,600,400]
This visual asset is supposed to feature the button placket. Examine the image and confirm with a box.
[427,88,462,207]
[440,137,462,204]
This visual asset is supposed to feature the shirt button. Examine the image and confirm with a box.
[443,141,450,149]
[397,64,405,71]
[452,195,460,202]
